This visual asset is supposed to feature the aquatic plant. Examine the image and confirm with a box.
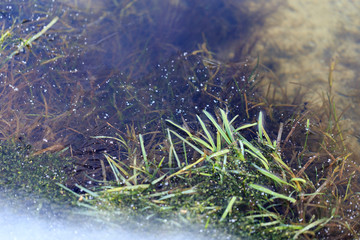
[0,1,359,239]
[0,139,76,208]
[54,108,320,238]
[57,55,360,239]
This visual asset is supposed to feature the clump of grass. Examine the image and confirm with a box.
[61,106,351,239]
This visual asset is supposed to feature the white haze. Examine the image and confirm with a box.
[0,191,221,240]
[0,205,212,240]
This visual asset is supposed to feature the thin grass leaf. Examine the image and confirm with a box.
[158,193,176,201]
[166,119,193,137]
[245,149,269,170]
[139,134,149,171]
[344,175,353,201]
[249,184,296,203]
[258,112,264,142]
[157,156,166,168]
[258,220,281,227]
[180,188,197,194]
[171,142,182,168]
[104,153,132,186]
[167,155,206,179]
[183,142,188,166]
[220,196,237,222]
[240,136,269,169]
[75,184,99,198]
[203,110,231,144]
[169,129,204,155]
[271,225,303,231]
[167,128,174,168]
[290,178,307,184]
[253,164,290,186]
[262,124,273,147]
[6,17,59,62]
[151,174,167,185]
[191,136,214,152]
[205,217,211,229]
[257,111,273,146]
[77,202,98,210]
[133,155,137,185]
[197,115,216,151]
[238,140,245,161]
[208,148,230,159]
[220,109,235,143]
[104,184,150,193]
[271,152,292,172]
[56,183,82,198]
[234,122,257,132]
[216,131,221,151]
[106,156,121,184]
[293,218,330,239]
[246,213,279,219]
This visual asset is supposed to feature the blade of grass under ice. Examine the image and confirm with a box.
[197,115,216,151]
[220,196,237,222]
[203,110,232,144]
[249,183,296,203]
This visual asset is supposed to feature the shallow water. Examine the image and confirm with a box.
[253,0,360,154]
[0,1,261,239]
[1,0,360,239]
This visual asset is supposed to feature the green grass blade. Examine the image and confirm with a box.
[197,115,216,151]
[258,112,264,142]
[104,153,132,186]
[220,109,235,143]
[75,184,99,198]
[240,136,268,169]
[151,174,167,185]
[191,136,214,152]
[249,184,296,203]
[171,143,182,168]
[208,149,230,159]
[238,140,245,161]
[139,134,149,171]
[293,218,330,239]
[104,184,150,193]
[56,183,82,198]
[216,131,221,151]
[290,178,307,184]
[245,149,269,170]
[169,129,204,155]
[166,119,193,137]
[253,164,290,186]
[234,122,257,132]
[203,110,231,144]
[246,213,279,220]
[220,196,237,222]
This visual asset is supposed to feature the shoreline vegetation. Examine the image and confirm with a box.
[1,3,359,240]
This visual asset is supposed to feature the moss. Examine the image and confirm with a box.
[0,140,77,205]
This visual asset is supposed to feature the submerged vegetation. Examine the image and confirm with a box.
[0,0,360,239]
[0,139,75,203]
[62,95,357,239]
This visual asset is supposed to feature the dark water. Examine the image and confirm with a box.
[0,0,268,239]
[0,0,267,177]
